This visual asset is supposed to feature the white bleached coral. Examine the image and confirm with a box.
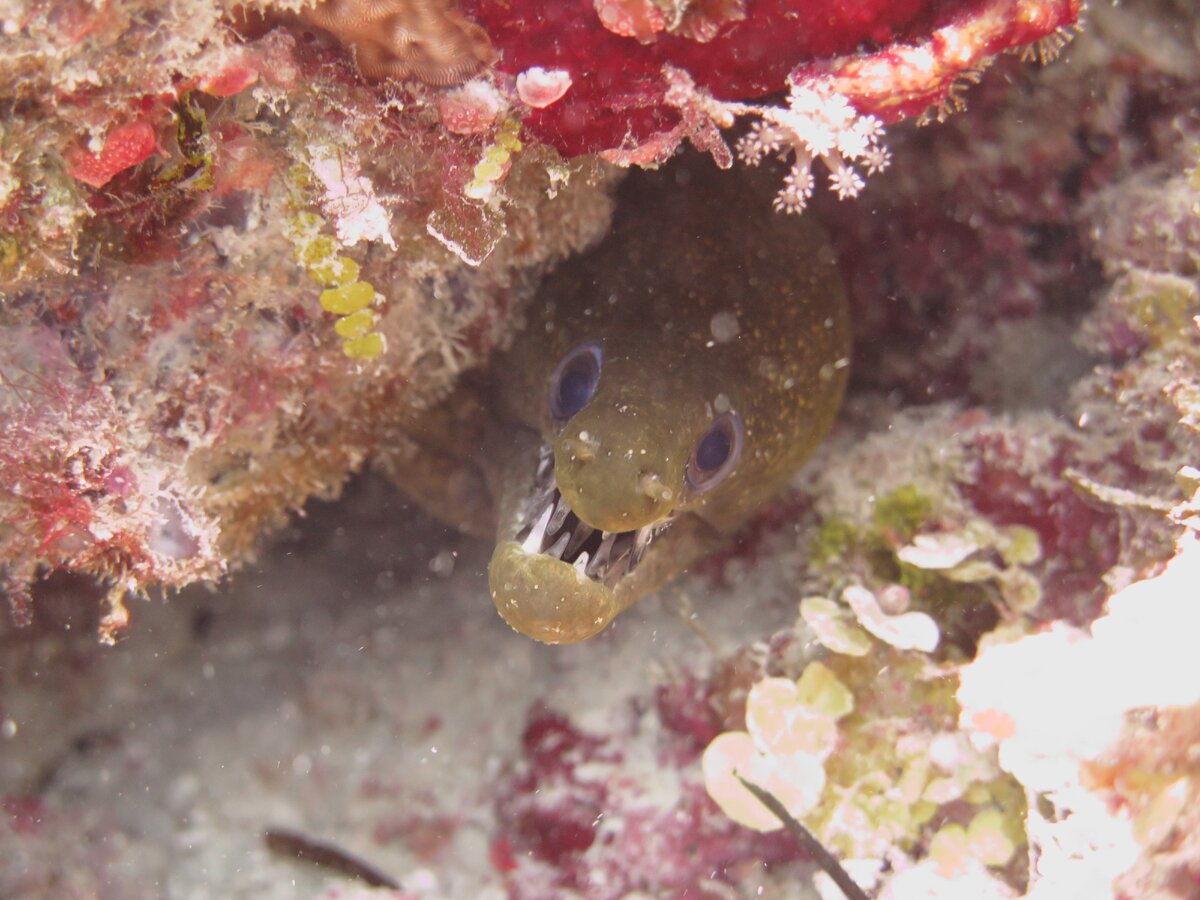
[954,530,1200,898]
[736,80,891,214]
[959,531,1200,791]
[662,67,891,215]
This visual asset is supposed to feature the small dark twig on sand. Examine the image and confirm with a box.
[735,774,872,900]
[264,826,402,890]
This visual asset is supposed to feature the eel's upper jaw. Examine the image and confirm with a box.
[488,445,672,644]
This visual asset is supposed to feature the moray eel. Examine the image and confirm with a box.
[479,164,851,643]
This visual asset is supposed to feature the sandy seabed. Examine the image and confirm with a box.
[1,474,813,898]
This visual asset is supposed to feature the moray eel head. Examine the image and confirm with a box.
[489,538,625,645]
[489,440,681,644]
[487,163,850,644]
[490,360,694,643]
[553,379,685,533]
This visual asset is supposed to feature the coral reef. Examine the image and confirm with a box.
[2,0,1200,898]
[458,0,1082,212]
[677,4,1200,896]
[0,0,620,629]
[0,0,1083,626]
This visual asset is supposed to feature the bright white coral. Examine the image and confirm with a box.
[663,67,891,215]
[952,532,1200,898]
[739,80,891,214]
[960,531,1200,790]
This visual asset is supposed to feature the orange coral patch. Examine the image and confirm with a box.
[67,119,159,188]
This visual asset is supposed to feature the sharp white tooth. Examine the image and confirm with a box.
[548,496,570,536]
[597,531,616,563]
[585,549,605,577]
[600,549,630,585]
[546,532,569,559]
[583,531,615,577]
[522,501,554,553]
[564,522,594,559]
[632,526,655,568]
[573,552,590,574]
[635,525,652,556]
[612,549,632,578]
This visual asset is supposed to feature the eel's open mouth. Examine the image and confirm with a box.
[512,446,669,588]
[489,445,673,643]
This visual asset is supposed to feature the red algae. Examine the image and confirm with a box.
[462,0,1079,157]
[65,118,162,188]
[493,703,805,896]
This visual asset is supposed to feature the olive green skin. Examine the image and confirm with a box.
[486,165,851,644]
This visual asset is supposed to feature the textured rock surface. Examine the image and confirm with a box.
[2,1,1200,897]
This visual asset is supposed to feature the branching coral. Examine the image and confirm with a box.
[659,67,893,215]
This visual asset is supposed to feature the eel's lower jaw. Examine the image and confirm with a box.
[488,445,673,644]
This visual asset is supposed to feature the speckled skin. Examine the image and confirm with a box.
[486,163,851,642]
[394,162,850,642]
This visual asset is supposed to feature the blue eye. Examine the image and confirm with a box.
[686,411,744,492]
[549,342,603,420]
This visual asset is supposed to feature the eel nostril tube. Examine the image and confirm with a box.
[639,472,674,504]
[561,431,599,462]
